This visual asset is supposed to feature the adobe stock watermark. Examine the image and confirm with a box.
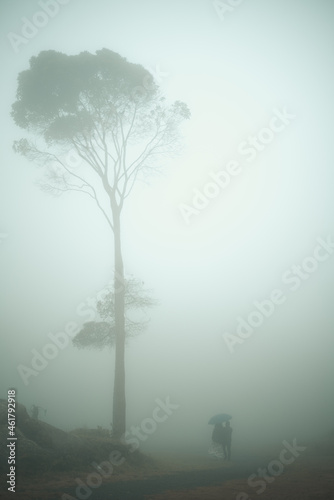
[61,449,125,500]
[48,144,86,184]
[223,236,334,354]
[61,397,179,500]
[17,273,126,386]
[179,107,296,224]
[131,64,169,102]
[237,438,305,499]
[7,0,71,54]
[212,0,245,22]
[236,438,306,499]
[121,396,180,451]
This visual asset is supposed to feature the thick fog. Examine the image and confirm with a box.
[1,0,334,459]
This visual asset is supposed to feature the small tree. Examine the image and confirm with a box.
[11,48,190,437]
[73,277,156,350]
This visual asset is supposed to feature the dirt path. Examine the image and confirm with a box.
[58,461,259,500]
[3,454,334,499]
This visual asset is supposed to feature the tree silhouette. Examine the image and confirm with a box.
[73,277,156,350]
[11,48,190,437]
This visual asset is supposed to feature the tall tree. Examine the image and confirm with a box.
[12,49,190,437]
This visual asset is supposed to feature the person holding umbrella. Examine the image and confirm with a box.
[208,413,232,460]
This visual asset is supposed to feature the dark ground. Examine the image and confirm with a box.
[1,453,334,500]
[59,459,256,500]
[1,400,334,499]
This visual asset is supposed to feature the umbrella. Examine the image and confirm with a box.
[208,413,232,425]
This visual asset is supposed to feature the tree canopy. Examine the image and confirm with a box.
[12,49,190,219]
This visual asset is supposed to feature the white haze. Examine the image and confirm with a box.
[1,0,334,458]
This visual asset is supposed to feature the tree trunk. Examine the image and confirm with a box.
[112,209,126,438]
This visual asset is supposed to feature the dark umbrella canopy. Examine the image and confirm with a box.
[208,413,232,425]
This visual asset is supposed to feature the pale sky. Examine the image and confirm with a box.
[1,0,334,453]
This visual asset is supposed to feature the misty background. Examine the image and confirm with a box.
[1,0,334,456]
